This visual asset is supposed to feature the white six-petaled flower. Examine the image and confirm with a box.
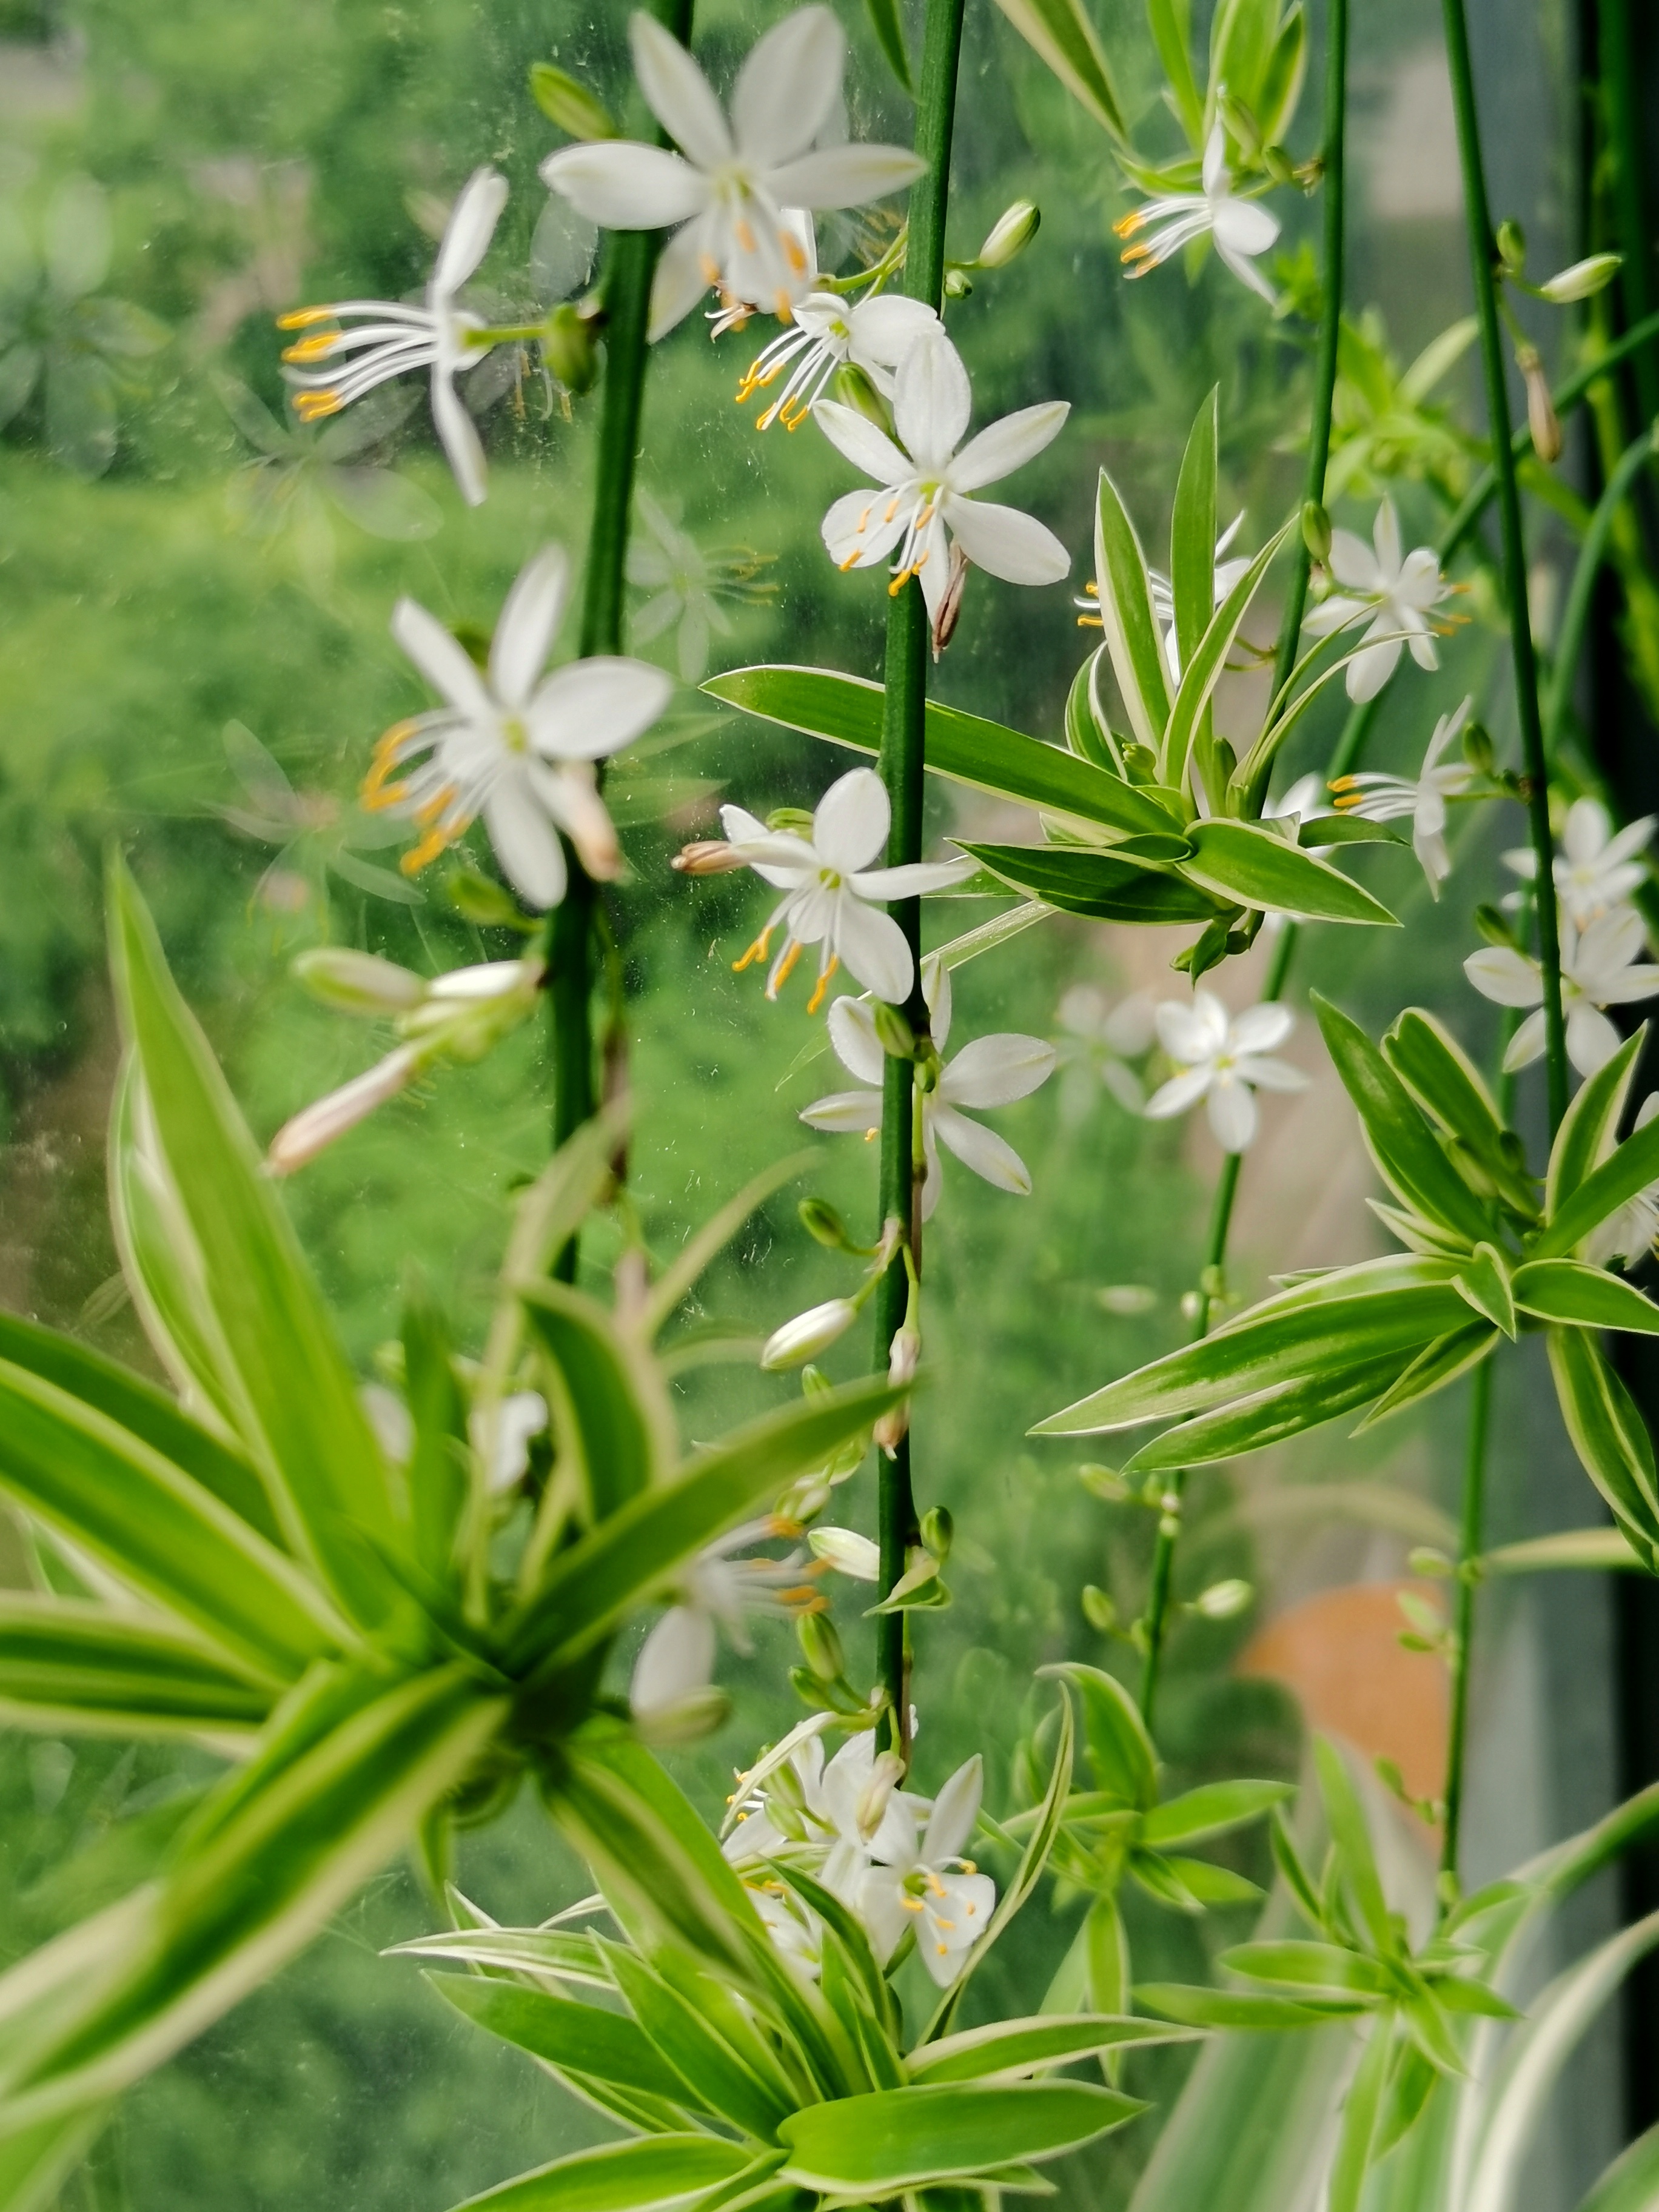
[802,956,1056,1216]
[1303,498,1453,702]
[1144,993,1307,1153]
[278,166,508,508]
[815,327,1070,649]
[724,1728,916,1905]
[1055,984,1157,1121]
[1503,796,1655,929]
[1330,697,1476,896]
[1114,127,1281,303]
[366,544,671,908]
[1464,908,1659,1078]
[856,1754,996,1988]
[629,1517,824,1721]
[539,8,925,341]
[739,280,940,431]
[720,768,974,1008]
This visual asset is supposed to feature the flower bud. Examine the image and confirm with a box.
[976,199,1041,267]
[762,1298,860,1370]
[1539,252,1620,304]
[1409,1546,1455,1578]
[1473,902,1520,950]
[671,839,745,875]
[1076,1462,1129,1500]
[766,805,816,834]
[888,1326,922,1388]
[293,947,426,1015]
[855,1749,906,1840]
[942,267,973,298]
[873,1003,917,1058]
[1081,1584,1118,1632]
[541,301,598,394]
[797,1608,846,1682]
[528,62,618,140]
[1301,499,1332,564]
[799,1197,854,1249]
[1189,1577,1253,1620]
[1096,1284,1156,1316]
[809,1526,882,1581]
[1262,144,1297,187]
[1217,92,1261,161]
[920,1504,952,1560]
[1461,718,1496,774]
[831,362,891,430]
[1517,344,1561,463]
[266,1044,422,1175]
[1496,219,1527,276]
[631,1687,731,1746]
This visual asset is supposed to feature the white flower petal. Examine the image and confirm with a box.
[1212,195,1279,259]
[765,143,927,215]
[1215,236,1279,303]
[1601,814,1655,868]
[922,953,951,1047]
[850,293,940,370]
[529,760,622,880]
[851,855,977,898]
[267,1045,421,1174]
[1206,1076,1259,1151]
[942,1032,1056,1108]
[539,142,709,231]
[950,401,1070,493]
[1373,498,1403,579]
[831,896,914,1004]
[1567,1003,1623,1076]
[392,594,493,718]
[1156,992,1227,1064]
[431,370,488,507]
[1564,796,1612,866]
[813,398,911,483]
[1595,965,1659,1007]
[432,168,509,297]
[1201,124,1227,197]
[827,993,886,1084]
[1327,529,1382,593]
[823,485,909,571]
[800,1088,885,1132]
[1344,634,1401,703]
[1228,1001,1293,1055]
[648,216,717,340]
[944,496,1071,586]
[925,1756,983,1863]
[732,5,844,167]
[1464,945,1541,1008]
[894,328,971,468]
[489,545,569,708]
[931,1102,1032,1193]
[528,656,673,760]
[484,784,568,907]
[1233,1053,1307,1093]
[856,1866,911,1965]
[631,1605,717,1717]
[1577,905,1647,983]
[814,766,890,873]
[630,11,732,167]
[1144,1065,1214,1119]
[1501,1007,1549,1072]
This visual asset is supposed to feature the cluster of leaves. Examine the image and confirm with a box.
[1037,1000,1659,1568]
[0,863,898,2208]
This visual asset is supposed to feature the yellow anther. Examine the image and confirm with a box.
[806,953,839,1014]
[293,389,345,420]
[732,927,774,973]
[782,229,808,275]
[766,939,805,997]
[281,333,340,363]
[736,220,757,253]
[276,306,338,329]
[1113,212,1147,239]
[1076,613,1104,628]
[400,826,449,876]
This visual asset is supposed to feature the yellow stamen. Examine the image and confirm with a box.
[774,289,793,323]
[766,939,805,998]
[1076,612,1104,628]
[863,1127,879,1142]
[276,306,338,329]
[1121,245,1153,269]
[1113,211,1147,239]
[806,954,839,1014]
[735,220,757,253]
[700,255,721,283]
[782,229,808,275]
[400,826,449,876]
[293,389,345,421]
[281,333,340,363]
[732,927,774,973]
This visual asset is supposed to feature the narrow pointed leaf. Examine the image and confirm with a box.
[1221,1942,1393,1998]
[958,841,1219,923]
[778,2083,1142,2192]
[909,2014,1197,2084]
[1170,390,1218,682]
[1573,2120,1659,2212]
[1547,1028,1645,1224]
[1535,1107,1659,1261]
[1164,523,1293,793]
[1180,822,1397,925]
[1481,1529,1640,1575]
[0,1596,275,1735]
[602,1944,793,2136]
[1313,1738,1390,1950]
[1383,1008,1533,1217]
[1546,1329,1659,1554]
[519,1281,675,1520]
[863,0,911,89]
[426,1974,695,2108]
[642,1152,814,1339]
[1140,1779,1292,1846]
[1316,998,1495,1242]
[988,0,1125,135]
[1329,2016,1394,2212]
[1044,1663,1155,1809]
[401,1293,470,1589]
[1133,1985,1362,2028]
[1453,1245,1516,1338]
[451,2137,756,2212]
[1092,469,1171,759]
[387,1928,612,1986]
[1514,1260,1659,1335]
[1350,1322,1497,1433]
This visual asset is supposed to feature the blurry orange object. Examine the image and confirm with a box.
[1238,1581,1449,1809]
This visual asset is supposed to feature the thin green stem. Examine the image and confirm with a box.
[1598,0,1659,433]
[1544,423,1658,752]
[874,0,967,1751]
[1441,0,1567,1133]
[1264,0,1347,723]
[1439,1357,1493,1895]
[546,0,693,1277]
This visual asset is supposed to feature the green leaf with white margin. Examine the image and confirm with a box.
[1178,820,1397,925]
[504,1373,902,1672]
[956,843,1222,925]
[1350,1321,1497,1433]
[1313,1738,1392,1951]
[1453,1245,1517,1339]
[401,1290,470,1590]
[1514,1259,1659,1335]
[1256,3,1307,142]
[518,1281,676,1521]
[1481,1529,1640,1575]
[986,0,1125,137]
[1133,1985,1362,2028]
[1045,1663,1155,1809]
[779,2082,1143,2192]
[1145,0,1203,144]
[1170,389,1218,685]
[0,1307,286,1552]
[600,1941,795,2137]
[702,666,1184,842]
[1219,1942,1392,1999]
[1316,998,1495,1246]
[1545,1329,1659,1563]
[1533,1100,1659,1261]
[1463,1909,1659,2212]
[1574,2119,1659,2212]
[0,2108,109,2212]
[1546,1028,1644,1224]
[1163,522,1295,797]
[0,1595,275,1736]
[107,859,405,1629]
[447,2137,757,2212]
[908,2014,1197,2085]
[1121,1349,1416,1472]
[1091,468,1172,759]
[388,1926,613,1986]
[1065,646,1124,774]
[0,1356,342,1680]
[1141,1780,1293,1846]
[426,1974,696,2110]
[1328,2014,1394,2212]
[862,0,911,91]
[0,1661,504,2134]
[1383,1008,1538,1220]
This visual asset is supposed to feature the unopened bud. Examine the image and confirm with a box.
[799,1197,853,1249]
[1262,143,1296,187]
[267,1045,423,1175]
[855,1749,905,1840]
[541,300,598,393]
[1473,902,1520,950]
[797,1609,846,1682]
[671,839,744,876]
[942,267,973,298]
[1461,718,1495,774]
[1539,252,1620,304]
[1190,1577,1252,1620]
[631,1687,730,1746]
[874,1326,917,1453]
[528,62,618,140]
[976,199,1040,268]
[1409,1546,1455,1578]
[920,1504,952,1560]
[1218,92,1261,161]
[292,947,426,1015]
[1517,344,1561,464]
[1096,1284,1156,1316]
[873,1003,917,1058]
[1496,220,1527,276]
[762,1298,860,1370]
[1301,500,1332,564]
[809,1526,881,1582]
[1077,1463,1129,1500]
[1081,1583,1118,1632]
[831,362,890,429]
[766,806,816,834]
